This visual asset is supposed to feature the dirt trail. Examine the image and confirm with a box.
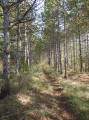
[43,71,75,120]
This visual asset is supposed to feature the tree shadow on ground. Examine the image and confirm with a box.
[0,84,60,120]
[43,70,76,120]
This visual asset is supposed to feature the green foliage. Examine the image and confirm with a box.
[0,64,59,120]
[60,81,89,120]
[44,64,89,120]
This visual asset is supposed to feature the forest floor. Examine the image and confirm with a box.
[0,64,89,120]
[43,70,75,120]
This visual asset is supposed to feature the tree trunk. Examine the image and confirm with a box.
[16,4,21,75]
[63,0,67,79]
[78,26,82,72]
[87,27,89,72]
[71,40,73,67]
[57,12,62,74]
[76,35,78,70]
[1,0,10,97]
[55,43,57,69]
[50,43,52,66]
[73,38,75,71]
[85,38,87,72]
[27,36,30,68]
[48,44,51,66]
[66,42,69,67]
[64,41,67,79]
[29,37,32,69]
[53,12,56,67]
[58,41,62,74]
[24,22,28,63]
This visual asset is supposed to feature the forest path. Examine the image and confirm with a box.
[43,70,75,120]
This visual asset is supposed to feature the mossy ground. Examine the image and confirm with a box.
[44,64,89,120]
[0,63,89,120]
[0,64,60,120]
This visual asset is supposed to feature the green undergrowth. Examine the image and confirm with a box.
[44,64,89,120]
[60,80,89,120]
[0,64,60,120]
[43,64,60,78]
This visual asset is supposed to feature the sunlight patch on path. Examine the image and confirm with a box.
[16,94,30,105]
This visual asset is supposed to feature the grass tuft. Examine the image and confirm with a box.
[0,64,60,120]
[44,64,89,120]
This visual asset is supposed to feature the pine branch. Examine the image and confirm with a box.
[8,0,25,8]
[9,0,36,30]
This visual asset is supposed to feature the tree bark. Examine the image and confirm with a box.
[24,22,28,63]
[71,40,73,67]
[57,11,62,74]
[50,43,52,66]
[29,36,32,69]
[66,42,69,67]
[86,26,89,72]
[63,0,67,79]
[85,38,87,72]
[48,44,50,65]
[76,35,78,70]
[27,34,30,68]
[78,26,82,72]
[16,3,21,75]
[73,37,75,71]
[1,0,10,97]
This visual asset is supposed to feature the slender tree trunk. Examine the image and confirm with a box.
[78,26,82,72]
[55,43,57,68]
[24,22,28,63]
[16,4,21,75]
[73,38,75,71]
[63,0,67,79]
[76,35,78,70]
[58,41,62,74]
[71,40,73,67]
[26,32,30,68]
[27,41,30,67]
[66,42,69,67]
[29,37,32,69]
[48,43,51,65]
[57,12,62,74]
[53,12,56,67]
[57,40,60,72]
[54,42,56,67]
[1,0,10,97]
[60,45,62,74]
[87,9,89,71]
[85,38,87,72]
[64,41,67,79]
[50,43,52,66]
[86,26,89,72]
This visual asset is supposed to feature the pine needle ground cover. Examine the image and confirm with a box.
[44,64,89,120]
[0,64,60,120]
